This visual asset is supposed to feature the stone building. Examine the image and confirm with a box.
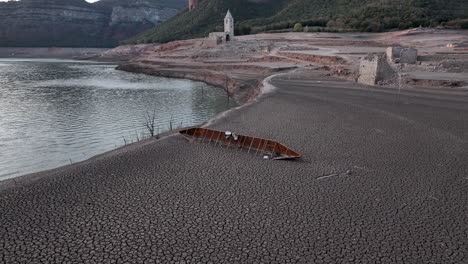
[206,10,235,47]
[387,47,418,64]
[358,54,396,85]
[224,10,234,40]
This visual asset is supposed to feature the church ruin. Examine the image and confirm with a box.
[358,54,396,85]
[206,10,235,47]
[386,47,418,64]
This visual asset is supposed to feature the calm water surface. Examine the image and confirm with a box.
[0,59,236,180]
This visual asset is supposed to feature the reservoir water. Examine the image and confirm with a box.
[0,59,236,181]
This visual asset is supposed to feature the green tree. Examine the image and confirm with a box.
[293,23,303,32]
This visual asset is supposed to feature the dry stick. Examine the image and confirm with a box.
[169,115,174,131]
[225,76,230,106]
[144,110,156,137]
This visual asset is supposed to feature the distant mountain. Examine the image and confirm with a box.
[126,0,468,44]
[0,0,186,47]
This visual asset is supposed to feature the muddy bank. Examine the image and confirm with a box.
[116,62,290,104]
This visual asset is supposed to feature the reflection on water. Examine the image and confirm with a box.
[0,59,236,180]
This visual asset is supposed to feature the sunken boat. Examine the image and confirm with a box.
[179,127,301,160]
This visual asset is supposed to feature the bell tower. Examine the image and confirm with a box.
[224,10,234,40]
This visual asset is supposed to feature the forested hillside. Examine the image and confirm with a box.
[125,0,468,44]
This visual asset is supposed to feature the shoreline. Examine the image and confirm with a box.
[0,64,280,191]
[115,61,293,104]
[0,47,110,59]
[0,57,247,188]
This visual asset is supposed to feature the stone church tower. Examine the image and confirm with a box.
[224,10,234,40]
[207,10,235,46]
[188,0,198,11]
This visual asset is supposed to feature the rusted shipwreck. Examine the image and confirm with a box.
[179,127,300,160]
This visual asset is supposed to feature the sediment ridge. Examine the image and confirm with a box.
[116,61,294,104]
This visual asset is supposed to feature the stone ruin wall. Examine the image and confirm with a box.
[358,54,396,86]
[387,47,418,64]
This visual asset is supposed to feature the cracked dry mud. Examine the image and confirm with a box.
[1,71,467,263]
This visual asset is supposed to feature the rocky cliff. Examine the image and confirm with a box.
[0,0,186,47]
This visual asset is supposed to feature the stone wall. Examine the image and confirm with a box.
[386,47,418,64]
[206,32,227,47]
[358,54,396,86]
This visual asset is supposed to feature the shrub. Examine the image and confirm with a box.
[293,23,303,32]
[327,20,336,28]
[365,22,383,32]
[461,20,468,29]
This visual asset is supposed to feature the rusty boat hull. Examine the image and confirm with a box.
[179,127,301,160]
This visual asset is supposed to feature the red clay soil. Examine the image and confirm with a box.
[329,66,355,78]
[247,56,298,64]
[203,64,295,74]
[153,40,198,52]
[277,52,347,66]
[153,55,191,60]
[404,78,463,88]
[137,60,291,74]
[306,40,397,47]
